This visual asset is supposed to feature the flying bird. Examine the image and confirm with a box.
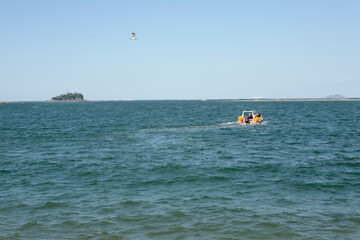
[130,32,137,40]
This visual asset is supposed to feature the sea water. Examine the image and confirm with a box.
[1,100,360,239]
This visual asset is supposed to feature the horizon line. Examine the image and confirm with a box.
[2,97,360,103]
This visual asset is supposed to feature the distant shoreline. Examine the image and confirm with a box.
[45,99,86,102]
[3,98,360,103]
[228,98,360,102]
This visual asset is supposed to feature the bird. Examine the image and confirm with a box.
[130,32,137,40]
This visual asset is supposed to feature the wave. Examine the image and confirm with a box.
[113,121,267,135]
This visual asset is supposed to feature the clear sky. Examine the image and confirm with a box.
[1,0,359,101]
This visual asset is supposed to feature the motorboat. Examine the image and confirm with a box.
[237,111,263,124]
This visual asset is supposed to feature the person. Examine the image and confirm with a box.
[248,113,253,120]
[253,112,262,123]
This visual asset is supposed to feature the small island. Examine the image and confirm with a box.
[51,92,85,101]
[325,94,346,99]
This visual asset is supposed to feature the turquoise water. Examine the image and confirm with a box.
[1,100,360,239]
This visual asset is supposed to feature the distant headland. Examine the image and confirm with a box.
[325,94,346,99]
[49,92,85,102]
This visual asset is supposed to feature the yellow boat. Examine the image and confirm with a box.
[237,111,263,124]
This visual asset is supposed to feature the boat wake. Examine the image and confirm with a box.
[113,121,267,135]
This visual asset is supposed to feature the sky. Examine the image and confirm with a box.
[0,0,359,101]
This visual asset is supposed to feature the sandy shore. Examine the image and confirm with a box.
[223,98,360,102]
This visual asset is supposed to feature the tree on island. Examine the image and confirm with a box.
[51,92,84,101]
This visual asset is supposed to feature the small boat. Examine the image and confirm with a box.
[237,111,263,124]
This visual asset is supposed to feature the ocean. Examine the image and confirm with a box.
[1,100,360,239]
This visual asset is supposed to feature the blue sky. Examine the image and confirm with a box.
[1,0,359,101]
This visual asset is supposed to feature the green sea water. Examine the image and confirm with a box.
[1,100,360,239]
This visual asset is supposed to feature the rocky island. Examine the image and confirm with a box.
[50,92,85,101]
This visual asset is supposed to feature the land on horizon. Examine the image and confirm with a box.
[2,97,360,103]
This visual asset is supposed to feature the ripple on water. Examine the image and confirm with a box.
[1,101,360,239]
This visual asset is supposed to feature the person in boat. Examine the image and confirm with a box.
[244,116,250,123]
[253,112,262,123]
[248,113,253,120]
